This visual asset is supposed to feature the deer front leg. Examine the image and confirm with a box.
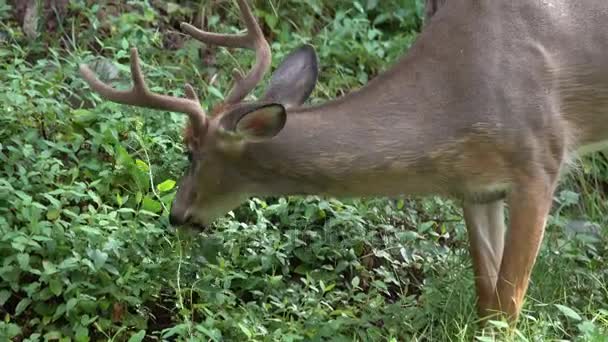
[491,176,557,322]
[463,200,506,318]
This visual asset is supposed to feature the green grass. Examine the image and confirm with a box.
[0,0,607,341]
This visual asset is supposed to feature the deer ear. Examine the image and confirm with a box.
[220,103,286,140]
[262,44,319,108]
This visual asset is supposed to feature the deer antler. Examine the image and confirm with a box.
[180,0,271,105]
[79,48,207,130]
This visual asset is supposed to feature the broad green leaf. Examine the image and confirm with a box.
[264,13,277,30]
[128,330,146,342]
[135,191,143,205]
[135,159,149,172]
[142,196,162,213]
[115,145,134,167]
[157,179,176,192]
[555,304,582,321]
[87,249,108,270]
[71,108,97,124]
[78,226,102,236]
[49,278,62,296]
[46,208,60,221]
[2,323,21,338]
[15,298,32,315]
[17,253,30,269]
[44,331,62,340]
[0,290,11,305]
[238,323,253,338]
[42,260,58,275]
[53,303,66,320]
[75,325,89,342]
[14,190,32,203]
[115,192,123,206]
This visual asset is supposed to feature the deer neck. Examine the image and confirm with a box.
[239,50,454,198]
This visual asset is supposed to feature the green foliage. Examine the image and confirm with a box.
[0,0,607,341]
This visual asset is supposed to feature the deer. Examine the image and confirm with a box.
[79,0,608,326]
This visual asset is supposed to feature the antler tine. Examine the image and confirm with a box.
[180,0,271,105]
[79,48,207,129]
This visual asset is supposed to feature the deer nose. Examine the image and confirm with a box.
[169,211,190,226]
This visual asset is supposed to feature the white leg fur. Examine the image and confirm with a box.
[463,200,506,316]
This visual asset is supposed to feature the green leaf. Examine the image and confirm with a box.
[42,260,58,275]
[269,275,283,286]
[0,290,11,305]
[162,324,188,339]
[75,325,89,342]
[474,337,495,342]
[53,303,66,321]
[351,276,360,288]
[264,13,277,30]
[87,249,108,270]
[156,179,176,192]
[396,198,405,210]
[115,145,134,167]
[135,159,149,172]
[15,298,32,315]
[555,304,582,321]
[353,1,364,13]
[115,192,123,206]
[128,330,146,342]
[15,190,32,203]
[142,196,162,213]
[44,331,62,340]
[199,238,223,264]
[66,297,78,313]
[46,208,61,221]
[72,111,97,125]
[49,278,63,296]
[58,257,79,270]
[135,191,143,205]
[207,85,224,100]
[487,320,509,329]
[1,323,21,339]
[238,323,253,339]
[323,283,336,293]
[78,226,102,236]
[16,253,30,269]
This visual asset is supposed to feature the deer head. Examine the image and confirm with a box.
[80,0,318,227]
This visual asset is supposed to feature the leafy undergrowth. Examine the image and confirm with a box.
[1,1,607,341]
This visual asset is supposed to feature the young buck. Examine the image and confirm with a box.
[80,0,608,324]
